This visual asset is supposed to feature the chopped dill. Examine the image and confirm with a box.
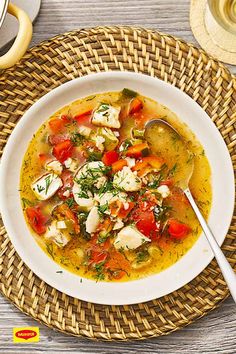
[45,175,52,194]
[65,198,75,208]
[46,243,54,260]
[97,202,109,216]
[21,198,33,209]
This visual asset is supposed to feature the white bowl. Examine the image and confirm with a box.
[0,72,234,305]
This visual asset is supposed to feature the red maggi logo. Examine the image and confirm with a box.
[15,329,37,340]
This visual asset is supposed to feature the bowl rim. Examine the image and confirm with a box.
[0,71,235,305]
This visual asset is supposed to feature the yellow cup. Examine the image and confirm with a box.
[0,2,32,69]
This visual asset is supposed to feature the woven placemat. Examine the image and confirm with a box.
[0,26,235,341]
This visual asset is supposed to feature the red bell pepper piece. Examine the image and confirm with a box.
[52,139,73,163]
[102,151,119,166]
[74,110,93,125]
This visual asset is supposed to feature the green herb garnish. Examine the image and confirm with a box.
[168,163,178,177]
[97,103,109,113]
[86,95,96,101]
[93,262,105,281]
[97,202,109,216]
[21,198,33,209]
[97,231,110,244]
[153,205,171,222]
[45,175,52,194]
[119,139,132,153]
[71,132,85,145]
[98,180,113,195]
[46,243,54,259]
[78,212,91,241]
[36,184,45,193]
[65,198,75,208]
[87,150,103,161]
[136,250,149,264]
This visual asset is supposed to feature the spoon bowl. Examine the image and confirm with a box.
[144,119,194,190]
[144,119,236,303]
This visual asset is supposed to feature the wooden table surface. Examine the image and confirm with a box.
[0,0,235,353]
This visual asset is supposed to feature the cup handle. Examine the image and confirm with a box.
[0,3,32,69]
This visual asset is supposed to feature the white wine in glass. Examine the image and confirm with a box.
[205,0,236,53]
[208,0,236,34]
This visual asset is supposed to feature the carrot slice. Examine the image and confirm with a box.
[49,118,65,134]
[126,142,149,158]
[129,98,143,115]
[111,159,127,173]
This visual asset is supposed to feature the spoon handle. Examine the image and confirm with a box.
[184,187,236,303]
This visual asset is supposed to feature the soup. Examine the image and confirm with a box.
[20,88,212,282]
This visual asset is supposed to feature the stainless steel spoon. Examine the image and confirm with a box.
[144,119,236,302]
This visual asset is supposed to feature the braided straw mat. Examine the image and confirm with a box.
[0,26,235,341]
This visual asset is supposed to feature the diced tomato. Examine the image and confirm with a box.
[57,170,74,199]
[26,206,48,235]
[102,151,119,166]
[118,201,135,219]
[57,203,80,234]
[88,244,108,265]
[168,219,191,240]
[133,200,159,240]
[48,134,69,146]
[111,159,127,173]
[91,251,108,265]
[48,118,65,134]
[52,139,74,163]
[136,211,158,238]
[74,110,93,125]
[105,249,130,278]
[129,98,143,115]
[126,142,149,158]
[38,153,51,165]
